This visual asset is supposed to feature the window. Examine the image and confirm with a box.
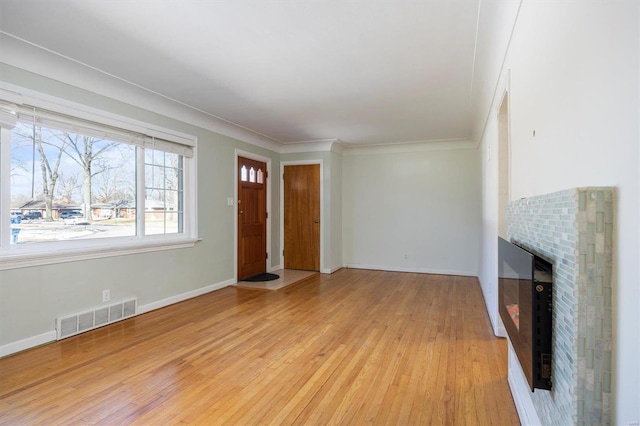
[144,148,184,235]
[0,89,197,269]
[10,121,138,242]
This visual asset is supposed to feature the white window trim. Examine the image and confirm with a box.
[0,237,200,271]
[0,83,199,271]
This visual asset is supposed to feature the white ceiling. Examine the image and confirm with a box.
[0,0,483,147]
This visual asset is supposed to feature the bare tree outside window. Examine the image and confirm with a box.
[34,127,65,220]
[61,134,121,219]
[9,121,137,243]
[55,171,81,203]
[12,123,67,220]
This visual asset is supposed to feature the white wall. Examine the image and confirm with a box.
[478,1,639,423]
[479,104,502,334]
[474,0,521,337]
[343,148,481,276]
[469,0,521,145]
[329,151,343,272]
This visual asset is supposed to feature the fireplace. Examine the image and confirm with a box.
[498,237,553,391]
[505,187,614,425]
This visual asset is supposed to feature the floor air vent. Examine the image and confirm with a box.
[56,298,137,340]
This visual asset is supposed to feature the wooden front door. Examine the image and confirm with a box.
[283,164,320,271]
[237,157,267,280]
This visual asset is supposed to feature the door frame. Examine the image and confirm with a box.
[234,149,272,282]
[280,159,324,273]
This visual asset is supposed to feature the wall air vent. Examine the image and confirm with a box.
[55,298,137,340]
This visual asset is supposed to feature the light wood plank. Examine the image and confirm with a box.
[0,269,520,425]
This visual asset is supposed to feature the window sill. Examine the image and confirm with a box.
[0,237,200,271]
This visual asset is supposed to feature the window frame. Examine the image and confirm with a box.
[0,84,199,271]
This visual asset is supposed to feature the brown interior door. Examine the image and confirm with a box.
[238,157,267,280]
[284,164,320,271]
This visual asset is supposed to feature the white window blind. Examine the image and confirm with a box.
[3,101,194,158]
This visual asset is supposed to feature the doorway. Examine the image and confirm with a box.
[237,156,268,280]
[282,163,320,271]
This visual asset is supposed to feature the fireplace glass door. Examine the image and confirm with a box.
[498,237,553,391]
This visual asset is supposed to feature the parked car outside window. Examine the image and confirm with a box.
[61,211,89,225]
[10,212,22,224]
[60,210,83,219]
[22,211,42,220]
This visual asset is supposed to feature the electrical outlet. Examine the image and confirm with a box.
[102,289,110,302]
[404,253,408,259]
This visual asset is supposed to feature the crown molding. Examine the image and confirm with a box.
[341,138,477,156]
[279,138,476,156]
[0,32,283,152]
[330,141,345,155]
[280,138,346,154]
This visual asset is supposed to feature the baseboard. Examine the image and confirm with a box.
[345,263,477,277]
[496,319,507,338]
[507,340,541,426]
[321,264,343,274]
[137,278,235,314]
[0,278,235,358]
[329,265,343,273]
[269,264,283,272]
[0,330,57,358]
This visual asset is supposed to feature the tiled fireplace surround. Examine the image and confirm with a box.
[506,187,614,425]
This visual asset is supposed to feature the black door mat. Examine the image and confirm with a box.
[242,273,280,282]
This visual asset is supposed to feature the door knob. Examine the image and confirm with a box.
[313,219,319,224]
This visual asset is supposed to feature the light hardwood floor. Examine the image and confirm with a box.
[0,269,519,425]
